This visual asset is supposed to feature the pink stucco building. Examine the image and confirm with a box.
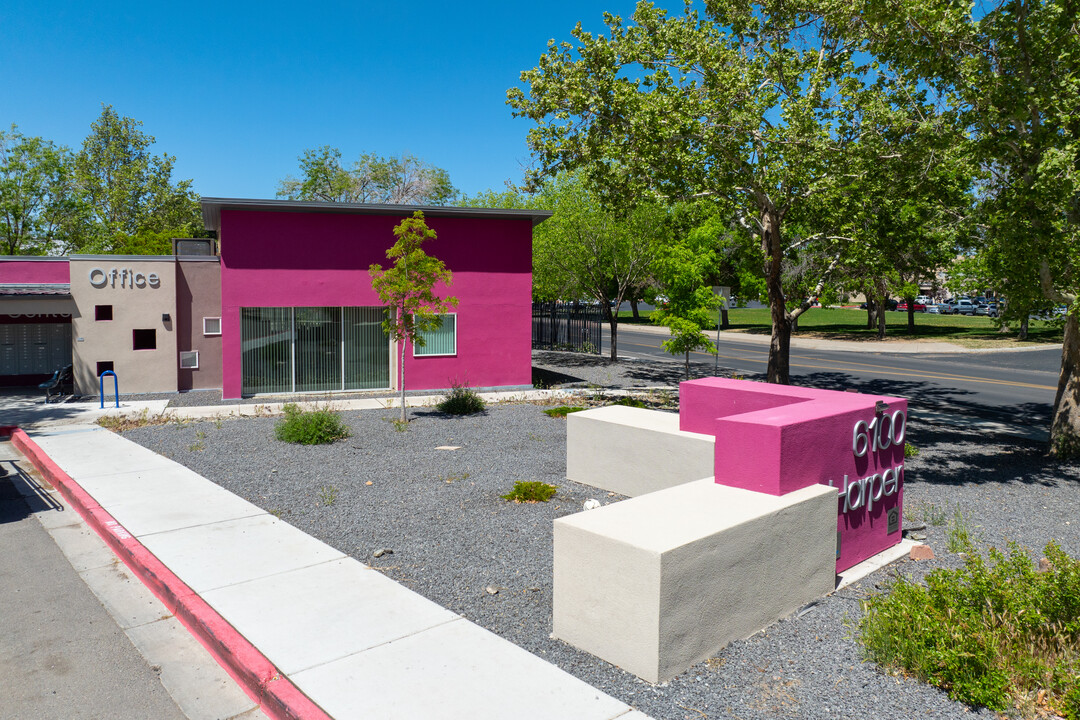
[0,199,551,398]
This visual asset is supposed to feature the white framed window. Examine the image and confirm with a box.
[203,317,222,336]
[413,314,456,357]
[179,351,199,369]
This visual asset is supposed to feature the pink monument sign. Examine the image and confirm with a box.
[680,378,907,572]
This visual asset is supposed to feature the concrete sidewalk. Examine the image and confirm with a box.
[11,424,649,720]
[623,320,1060,354]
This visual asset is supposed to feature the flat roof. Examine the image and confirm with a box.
[200,197,553,233]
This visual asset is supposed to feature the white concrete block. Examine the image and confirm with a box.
[554,478,836,683]
[567,406,714,497]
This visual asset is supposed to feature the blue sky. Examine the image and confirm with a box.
[1,0,643,201]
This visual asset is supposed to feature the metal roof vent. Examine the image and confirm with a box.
[172,238,217,256]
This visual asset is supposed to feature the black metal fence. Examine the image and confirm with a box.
[532,301,604,354]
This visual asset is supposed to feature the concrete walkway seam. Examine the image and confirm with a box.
[6,427,332,720]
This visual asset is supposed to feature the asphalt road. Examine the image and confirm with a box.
[611,325,1060,427]
[0,447,187,720]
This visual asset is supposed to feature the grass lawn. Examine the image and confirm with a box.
[619,307,1063,348]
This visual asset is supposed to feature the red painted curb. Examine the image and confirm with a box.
[10,427,333,720]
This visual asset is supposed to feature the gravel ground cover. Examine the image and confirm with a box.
[118,354,1080,720]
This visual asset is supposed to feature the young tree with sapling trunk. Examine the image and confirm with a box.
[369,211,458,423]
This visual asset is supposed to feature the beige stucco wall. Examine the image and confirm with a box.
[176,258,222,391]
[70,257,178,395]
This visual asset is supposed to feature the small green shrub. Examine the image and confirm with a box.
[611,396,647,409]
[501,480,557,503]
[274,404,350,445]
[543,406,584,418]
[904,443,920,458]
[437,380,486,415]
[859,541,1080,716]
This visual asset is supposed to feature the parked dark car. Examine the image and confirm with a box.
[859,299,899,311]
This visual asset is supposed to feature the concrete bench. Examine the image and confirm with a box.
[567,406,715,497]
[554,478,836,683]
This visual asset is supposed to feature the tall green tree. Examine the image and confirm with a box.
[278,146,457,206]
[0,126,73,255]
[369,211,458,422]
[531,173,664,360]
[68,105,201,253]
[649,222,722,378]
[509,0,897,384]
[851,0,1080,454]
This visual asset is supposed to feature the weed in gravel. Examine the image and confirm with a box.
[905,500,948,526]
[947,507,975,553]
[543,406,585,418]
[318,485,338,506]
[274,403,350,445]
[905,443,920,458]
[440,472,470,483]
[385,417,410,432]
[501,480,557,503]
[859,541,1080,717]
[437,380,486,415]
[609,396,647,409]
[96,408,173,432]
[213,417,224,430]
[188,430,206,452]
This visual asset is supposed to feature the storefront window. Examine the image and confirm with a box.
[241,307,293,395]
[241,306,389,395]
[294,307,342,392]
[344,307,391,390]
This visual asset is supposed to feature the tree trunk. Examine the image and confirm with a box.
[866,305,874,329]
[684,350,691,380]
[1020,316,1030,340]
[630,298,640,319]
[1050,313,1080,459]
[604,302,618,362]
[876,298,887,341]
[399,333,407,423]
[906,295,915,333]
[791,314,799,331]
[768,313,792,383]
[762,208,791,384]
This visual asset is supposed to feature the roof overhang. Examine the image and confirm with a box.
[200,197,553,234]
[0,283,72,299]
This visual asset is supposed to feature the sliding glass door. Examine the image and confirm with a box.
[241,306,389,395]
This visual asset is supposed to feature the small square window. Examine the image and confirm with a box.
[95,305,113,321]
[413,314,457,357]
[179,351,199,369]
[203,317,222,336]
[96,361,114,377]
[133,329,157,350]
